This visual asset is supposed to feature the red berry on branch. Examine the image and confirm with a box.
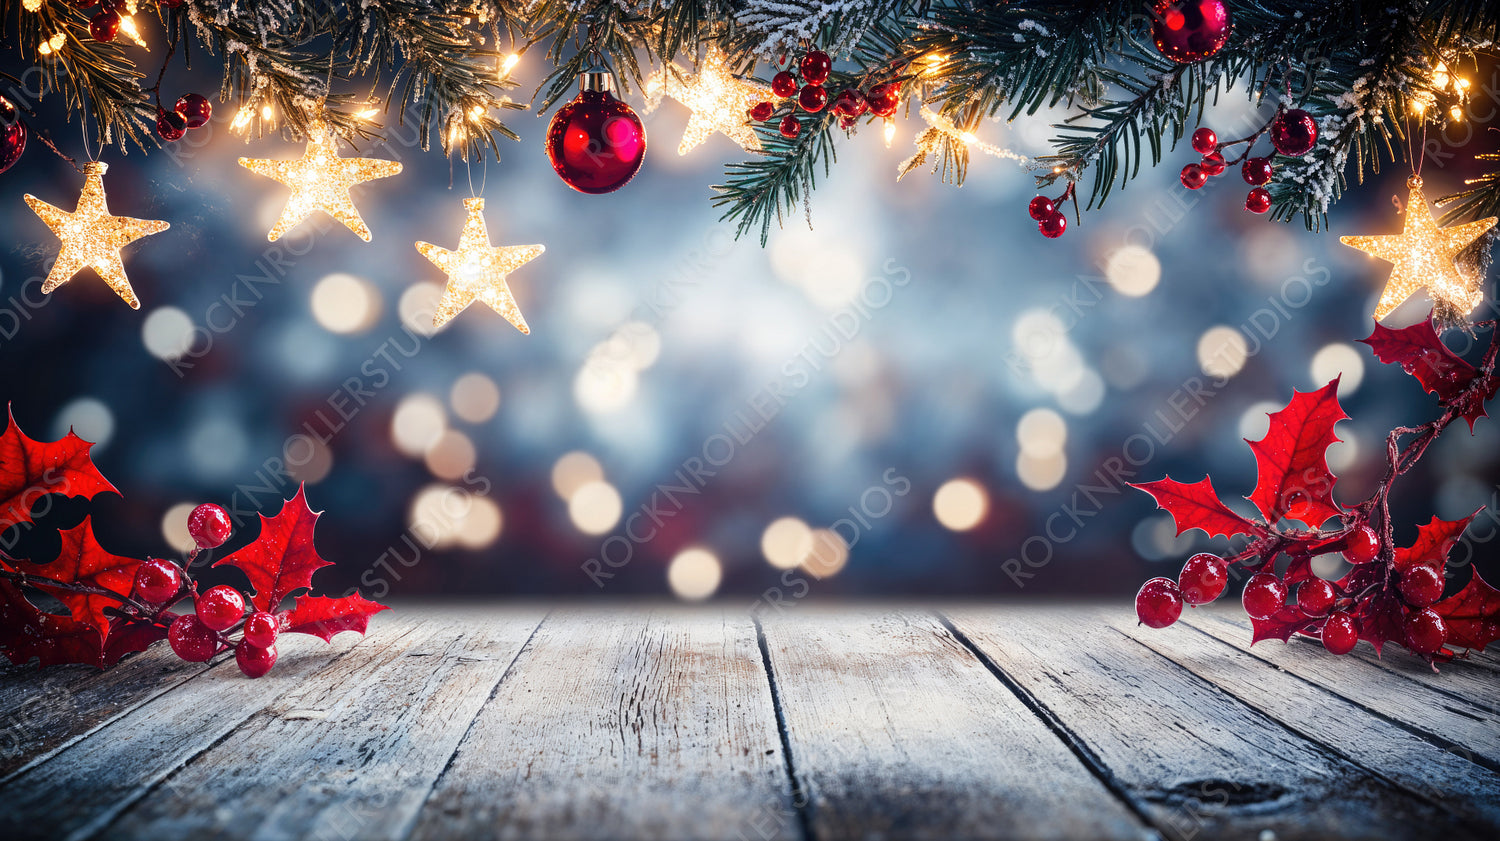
[1200,152,1225,176]
[1038,211,1067,239]
[779,115,801,139]
[1136,577,1184,628]
[156,107,187,142]
[1180,163,1207,189]
[798,84,827,113]
[90,11,120,42]
[236,640,278,678]
[1270,108,1319,156]
[1028,196,1055,221]
[243,611,280,648]
[1297,578,1336,617]
[168,614,220,662]
[1191,127,1217,154]
[175,93,212,128]
[197,585,246,632]
[1343,524,1379,563]
[133,558,183,605]
[1405,608,1448,654]
[866,82,900,117]
[799,50,832,86]
[1322,611,1358,655]
[832,89,867,119]
[1399,565,1444,608]
[188,503,233,549]
[771,71,799,98]
[1241,156,1273,185]
[750,101,775,122]
[1242,572,1287,620]
[1178,553,1228,605]
[1245,187,1272,214]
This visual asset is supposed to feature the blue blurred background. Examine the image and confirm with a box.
[3,57,1498,601]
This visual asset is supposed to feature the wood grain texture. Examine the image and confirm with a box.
[409,607,796,841]
[102,606,545,841]
[1109,609,1500,832]
[944,605,1485,841]
[759,608,1146,841]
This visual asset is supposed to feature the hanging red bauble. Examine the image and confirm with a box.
[771,71,799,98]
[1270,108,1319,156]
[1150,1,1230,64]
[0,96,26,174]
[798,84,827,113]
[799,51,832,86]
[89,10,121,42]
[750,101,775,122]
[175,93,212,128]
[866,82,900,117]
[157,107,187,141]
[546,70,647,194]
[832,89,867,119]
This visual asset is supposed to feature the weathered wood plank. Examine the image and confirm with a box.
[759,609,1146,841]
[1109,609,1500,832]
[100,605,545,841]
[409,607,796,841]
[1184,609,1500,769]
[0,616,394,841]
[945,605,1485,841]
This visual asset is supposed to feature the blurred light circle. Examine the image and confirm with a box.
[574,358,638,413]
[53,397,114,450]
[1011,309,1068,367]
[408,484,468,549]
[285,436,333,484]
[1238,400,1281,441]
[934,478,988,531]
[801,528,849,578]
[424,429,477,481]
[1327,432,1358,474]
[568,480,623,535]
[1057,369,1106,415]
[450,373,501,424]
[1104,245,1161,296]
[1197,326,1249,379]
[1032,343,1086,394]
[1131,517,1165,561]
[398,282,444,337]
[1311,553,1348,581]
[392,394,447,457]
[1102,345,1150,390]
[600,322,662,371]
[142,307,196,360]
[310,273,381,334]
[187,418,248,479]
[1016,408,1067,457]
[1310,343,1365,394]
[1017,451,1067,492]
[161,502,199,554]
[668,548,722,601]
[761,517,814,569]
[551,451,605,500]
[456,496,503,549]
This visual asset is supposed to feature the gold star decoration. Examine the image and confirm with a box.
[239,119,402,243]
[644,46,769,155]
[1340,175,1496,321]
[24,161,170,310]
[416,197,545,332]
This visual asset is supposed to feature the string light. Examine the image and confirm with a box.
[644,45,769,155]
[883,118,895,148]
[238,118,403,242]
[21,0,42,12]
[231,106,254,131]
[415,197,545,332]
[897,106,1028,180]
[118,16,148,49]
[500,52,520,76]
[37,32,65,57]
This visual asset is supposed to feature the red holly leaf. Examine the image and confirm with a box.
[1131,476,1264,540]
[0,408,118,531]
[1432,570,1500,653]
[1393,513,1476,572]
[1245,379,1348,526]
[4,518,141,638]
[1354,590,1409,656]
[0,578,105,668]
[280,593,389,642]
[1360,318,1477,403]
[1250,604,1318,644]
[101,615,169,667]
[215,486,330,613]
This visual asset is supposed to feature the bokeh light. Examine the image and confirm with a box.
[1017,452,1067,492]
[668,547,722,600]
[392,394,447,457]
[141,307,196,361]
[1198,326,1249,379]
[161,502,198,554]
[449,373,501,423]
[934,478,988,530]
[1104,245,1161,296]
[761,517,814,569]
[568,479,623,535]
[801,528,849,578]
[310,273,381,334]
[409,484,503,550]
[423,429,476,480]
[398,282,444,337]
[53,397,114,450]
[1017,408,1067,457]
[1310,342,1365,394]
[551,451,605,500]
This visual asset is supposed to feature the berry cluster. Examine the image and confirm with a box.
[1027,182,1075,239]
[750,49,901,140]
[157,93,212,141]
[1178,108,1320,215]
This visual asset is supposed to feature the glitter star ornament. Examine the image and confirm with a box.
[645,46,768,155]
[239,120,402,242]
[1340,175,1496,322]
[416,197,544,332]
[24,161,169,309]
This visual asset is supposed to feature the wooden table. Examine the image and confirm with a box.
[1,604,1496,840]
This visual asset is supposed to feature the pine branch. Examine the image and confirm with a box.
[712,98,841,246]
[1438,149,1500,225]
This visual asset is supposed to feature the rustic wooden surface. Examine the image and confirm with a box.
[1,603,1495,841]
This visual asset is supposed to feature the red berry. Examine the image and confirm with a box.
[1200,152,1226,176]
[1245,187,1272,214]
[236,640,278,678]
[779,115,801,139]
[1322,611,1358,655]
[1038,211,1067,238]
[832,89,867,119]
[188,503,233,548]
[133,558,183,605]
[1399,565,1444,608]
[866,82,900,117]
[169,614,220,662]
[89,10,120,42]
[157,107,187,142]
[1180,163,1207,190]
[771,71,799,99]
[175,93,212,128]
[750,101,775,122]
[1178,553,1228,605]
[1242,572,1287,620]
[1191,127,1217,155]
[1242,156,1273,185]
[799,50,832,86]
[1136,577,1184,628]
[1343,524,1379,563]
[1270,108,1319,156]
[197,585,246,632]
[1297,578,1336,617]
[798,84,827,113]
[243,611,280,648]
[1028,196,1055,221]
[1405,608,1447,654]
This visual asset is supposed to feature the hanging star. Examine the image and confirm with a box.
[416,197,544,332]
[1340,175,1496,322]
[239,119,402,243]
[645,46,768,155]
[24,161,169,310]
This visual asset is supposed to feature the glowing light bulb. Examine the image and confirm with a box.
[883,119,895,148]
[501,53,520,75]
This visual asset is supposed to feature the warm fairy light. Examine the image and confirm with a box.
[38,32,65,56]
[415,197,544,332]
[357,108,379,120]
[568,480,623,535]
[1432,61,1450,89]
[501,52,521,75]
[1455,77,1470,90]
[1450,106,1463,121]
[231,107,253,131]
[800,529,849,578]
[644,45,770,155]
[761,517,814,570]
[239,118,403,242]
[883,118,895,147]
[22,0,41,12]
[119,16,148,49]
[668,548,722,601]
[898,106,1028,180]
[468,104,484,119]
[310,272,381,334]
[933,478,987,531]
[921,52,948,74]
[261,104,274,119]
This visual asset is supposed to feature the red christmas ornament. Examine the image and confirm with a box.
[1038,211,1067,238]
[546,70,647,194]
[1151,1,1230,64]
[1027,196,1055,221]
[156,107,187,141]
[175,93,212,128]
[832,89,867,119]
[779,115,801,139]
[1200,151,1226,176]
[866,82,900,117]
[1245,187,1271,214]
[1191,126,1217,154]
[1180,162,1207,189]
[0,95,26,174]
[750,101,775,122]
[798,84,827,113]
[771,71,799,98]
[1241,156,1273,185]
[89,10,120,42]
[799,51,832,86]
[1270,108,1319,156]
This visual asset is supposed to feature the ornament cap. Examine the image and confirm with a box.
[464,196,485,212]
[1407,174,1424,190]
[83,161,108,176]
[580,66,613,93]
